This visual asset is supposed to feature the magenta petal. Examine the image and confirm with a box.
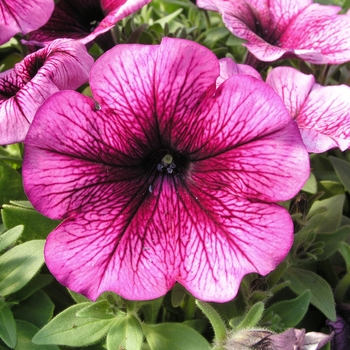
[81,0,151,44]
[281,4,350,64]
[23,38,310,301]
[197,0,350,63]
[217,58,261,88]
[267,67,350,153]
[0,0,54,44]
[90,38,220,148]
[44,184,293,301]
[0,39,93,145]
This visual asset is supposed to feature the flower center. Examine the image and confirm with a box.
[157,154,176,174]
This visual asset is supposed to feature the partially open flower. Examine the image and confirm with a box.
[216,57,262,88]
[0,39,94,145]
[23,38,309,302]
[0,0,54,45]
[223,328,333,350]
[28,0,152,50]
[197,0,350,64]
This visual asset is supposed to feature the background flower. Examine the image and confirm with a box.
[0,0,54,45]
[28,0,152,50]
[197,0,350,64]
[23,37,309,302]
[0,39,94,145]
[266,67,350,153]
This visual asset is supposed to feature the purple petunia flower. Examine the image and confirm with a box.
[327,304,350,350]
[23,38,309,302]
[197,0,350,64]
[0,0,54,45]
[0,39,94,145]
[28,0,152,51]
[266,67,350,153]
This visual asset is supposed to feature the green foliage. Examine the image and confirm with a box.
[32,303,116,347]
[106,315,143,350]
[143,323,211,350]
[0,240,45,296]
[283,268,336,321]
[263,291,311,329]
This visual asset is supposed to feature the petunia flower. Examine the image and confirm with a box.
[28,0,152,51]
[0,39,94,145]
[0,0,54,45]
[23,38,309,302]
[327,304,350,350]
[196,0,350,64]
[223,328,333,350]
[266,66,350,153]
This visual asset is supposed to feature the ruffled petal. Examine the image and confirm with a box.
[0,0,54,44]
[0,39,93,145]
[81,0,151,44]
[266,66,315,119]
[44,178,293,301]
[267,67,350,153]
[90,38,219,150]
[281,4,350,64]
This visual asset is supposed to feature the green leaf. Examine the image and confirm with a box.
[32,303,115,346]
[340,242,350,271]
[171,283,187,308]
[0,240,45,296]
[67,289,91,304]
[0,225,23,252]
[143,323,210,350]
[2,204,60,241]
[264,291,310,329]
[318,181,345,199]
[203,27,230,45]
[236,302,264,330]
[76,300,117,319]
[12,290,54,328]
[302,172,318,194]
[284,268,336,321]
[107,315,143,350]
[153,8,183,27]
[329,156,350,193]
[298,195,345,234]
[15,320,59,350]
[139,297,164,324]
[0,162,26,206]
[313,226,350,260]
[0,305,16,348]
[13,274,54,302]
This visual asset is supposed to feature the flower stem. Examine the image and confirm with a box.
[195,300,226,344]
[184,295,196,320]
[334,271,350,304]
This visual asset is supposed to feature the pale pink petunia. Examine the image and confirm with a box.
[23,38,309,302]
[266,67,350,153]
[197,0,350,64]
[216,57,261,88]
[0,39,94,145]
[28,0,151,51]
[0,0,54,45]
[223,328,333,350]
